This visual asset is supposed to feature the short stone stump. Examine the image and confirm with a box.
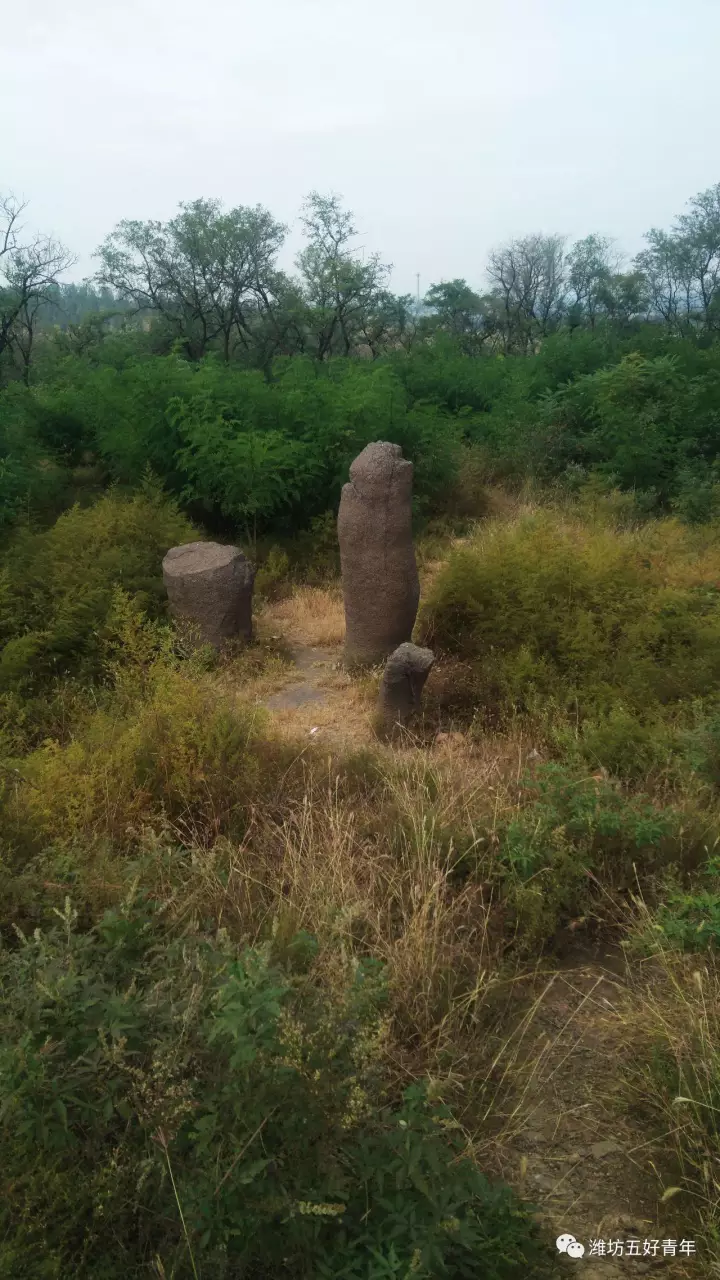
[162,541,255,648]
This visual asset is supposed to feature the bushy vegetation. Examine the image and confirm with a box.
[1,354,463,541]
[6,326,720,542]
[0,616,562,1276]
[4,482,720,1267]
[1,890,553,1280]
[420,511,720,778]
[2,179,720,545]
[0,485,196,701]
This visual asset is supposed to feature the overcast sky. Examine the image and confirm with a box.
[4,0,720,295]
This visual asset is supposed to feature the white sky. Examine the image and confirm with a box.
[3,0,720,295]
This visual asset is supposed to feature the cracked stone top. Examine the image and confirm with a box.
[162,541,246,578]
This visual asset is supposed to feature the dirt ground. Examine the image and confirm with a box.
[491,956,697,1279]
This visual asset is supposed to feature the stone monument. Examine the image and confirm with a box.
[378,642,435,729]
[337,441,420,664]
[162,541,255,648]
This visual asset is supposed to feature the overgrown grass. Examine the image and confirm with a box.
[418,508,720,785]
[5,481,720,1270]
[0,634,562,1275]
[1,890,556,1280]
[262,585,346,647]
[620,897,720,1266]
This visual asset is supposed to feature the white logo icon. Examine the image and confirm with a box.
[557,1234,585,1258]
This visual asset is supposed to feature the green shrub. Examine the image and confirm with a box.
[20,328,720,533]
[569,472,659,529]
[0,383,73,533]
[33,353,196,486]
[0,485,196,693]
[653,886,720,951]
[679,704,720,788]
[488,763,685,949]
[443,443,492,520]
[419,513,720,735]
[572,705,673,781]
[0,892,551,1279]
[672,464,720,526]
[290,510,342,582]
[389,336,720,509]
[636,849,720,953]
[537,353,687,496]
[8,662,274,853]
[26,354,463,537]
[254,545,292,600]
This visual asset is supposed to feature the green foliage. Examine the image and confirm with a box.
[572,705,672,781]
[0,485,195,693]
[33,353,196,485]
[294,510,343,581]
[0,893,550,1279]
[672,463,720,525]
[490,763,683,949]
[8,306,720,544]
[5,658,274,858]
[95,198,288,363]
[172,393,319,535]
[297,192,392,362]
[254,545,292,600]
[421,280,487,354]
[633,843,720,953]
[0,383,72,531]
[636,181,720,333]
[653,885,720,952]
[537,354,694,496]
[172,356,462,528]
[419,514,720,741]
[390,333,720,510]
[679,704,720,788]
[17,355,461,537]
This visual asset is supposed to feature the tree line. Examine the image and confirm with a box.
[1,181,719,382]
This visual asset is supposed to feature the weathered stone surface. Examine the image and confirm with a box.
[378,642,435,727]
[338,441,420,664]
[162,541,255,648]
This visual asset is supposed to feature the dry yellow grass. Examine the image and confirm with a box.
[267,670,379,751]
[142,732,679,1254]
[618,904,720,1264]
[261,585,346,647]
[155,746,511,1076]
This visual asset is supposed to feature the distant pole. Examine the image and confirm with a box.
[416,273,420,308]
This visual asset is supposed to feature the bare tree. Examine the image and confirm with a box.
[0,194,76,370]
[635,182,720,332]
[9,294,44,384]
[486,234,566,352]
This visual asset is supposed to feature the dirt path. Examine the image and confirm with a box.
[493,954,695,1278]
[250,590,380,749]
[264,643,337,711]
[260,638,378,747]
